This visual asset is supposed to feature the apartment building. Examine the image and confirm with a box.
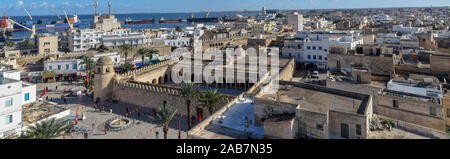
[0,69,36,138]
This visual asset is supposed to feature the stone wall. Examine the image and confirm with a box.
[395,64,432,76]
[376,93,446,131]
[430,54,450,76]
[328,111,369,139]
[253,98,298,126]
[263,118,297,139]
[296,108,328,139]
[327,53,394,76]
[118,59,178,79]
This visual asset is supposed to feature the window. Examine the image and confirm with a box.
[289,53,292,58]
[49,66,52,70]
[356,124,362,135]
[73,64,77,70]
[324,49,327,52]
[313,55,316,59]
[5,115,13,124]
[316,124,324,131]
[25,93,30,101]
[66,64,69,70]
[307,46,311,50]
[447,109,450,118]
[297,45,301,49]
[313,46,316,50]
[393,100,399,108]
[57,65,61,70]
[430,107,436,116]
[308,55,311,59]
[319,46,322,50]
[319,55,322,60]
[5,98,13,107]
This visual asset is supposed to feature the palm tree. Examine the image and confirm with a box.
[200,89,225,115]
[80,55,95,90]
[22,118,73,139]
[147,48,159,65]
[120,44,134,62]
[122,62,135,73]
[4,40,15,47]
[180,83,200,129]
[149,104,177,139]
[137,48,148,66]
[20,39,34,48]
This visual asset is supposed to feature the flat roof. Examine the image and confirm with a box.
[259,82,369,115]
[22,101,68,126]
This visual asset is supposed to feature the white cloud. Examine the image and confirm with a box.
[62,2,70,7]
[17,0,24,6]
[40,2,48,7]
[75,4,84,8]
[31,2,38,9]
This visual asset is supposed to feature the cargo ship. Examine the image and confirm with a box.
[13,14,81,31]
[158,17,182,23]
[124,17,154,24]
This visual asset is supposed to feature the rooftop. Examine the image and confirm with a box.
[258,81,370,115]
[22,101,69,126]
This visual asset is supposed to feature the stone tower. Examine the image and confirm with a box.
[94,56,115,102]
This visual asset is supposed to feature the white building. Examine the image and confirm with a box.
[297,31,364,69]
[67,29,105,52]
[67,28,147,52]
[281,37,305,62]
[92,52,122,67]
[286,12,304,32]
[393,24,424,34]
[0,69,36,138]
[371,14,392,24]
[44,59,83,75]
[163,37,191,47]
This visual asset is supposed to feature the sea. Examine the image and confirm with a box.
[9,12,259,38]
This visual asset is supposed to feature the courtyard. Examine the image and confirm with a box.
[36,81,189,139]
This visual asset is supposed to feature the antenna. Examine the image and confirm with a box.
[108,0,112,16]
[93,1,98,16]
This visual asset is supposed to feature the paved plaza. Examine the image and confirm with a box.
[36,81,189,139]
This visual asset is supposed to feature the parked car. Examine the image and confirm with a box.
[311,71,319,79]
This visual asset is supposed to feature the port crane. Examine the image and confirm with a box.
[8,18,35,38]
[64,10,73,30]
[23,7,33,21]
[51,10,62,20]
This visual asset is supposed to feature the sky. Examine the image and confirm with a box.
[0,0,449,16]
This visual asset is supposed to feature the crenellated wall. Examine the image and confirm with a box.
[118,59,179,79]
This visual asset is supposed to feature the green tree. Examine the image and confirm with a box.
[22,118,73,139]
[120,44,134,61]
[175,26,182,32]
[80,55,95,91]
[20,39,33,48]
[147,48,159,64]
[200,89,225,115]
[137,48,149,65]
[4,40,15,47]
[122,61,135,72]
[180,83,200,129]
[149,104,177,139]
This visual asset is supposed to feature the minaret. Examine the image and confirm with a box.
[108,0,112,16]
[94,56,115,103]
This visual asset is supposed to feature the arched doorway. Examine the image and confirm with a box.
[152,79,157,84]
